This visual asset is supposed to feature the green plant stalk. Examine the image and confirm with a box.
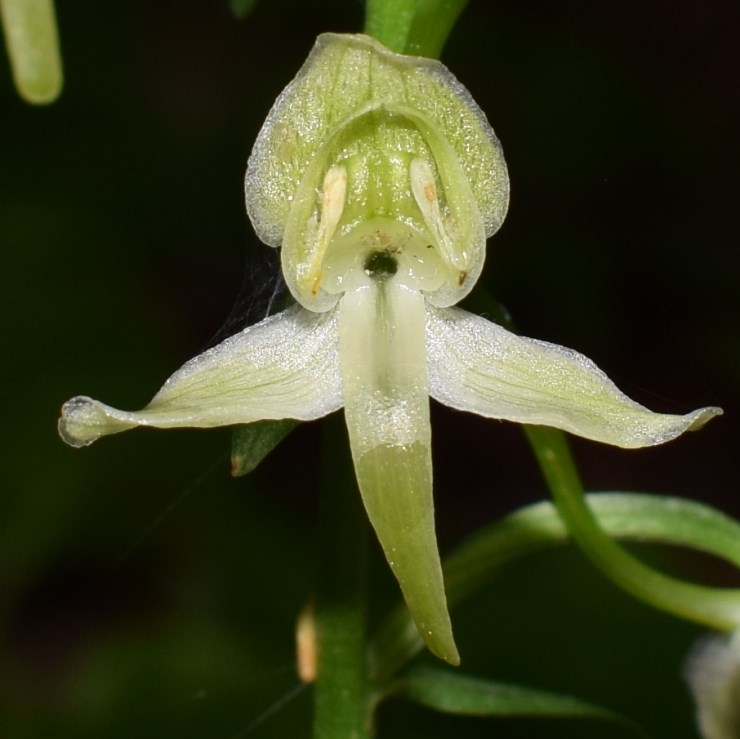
[312,417,370,739]
[364,0,468,57]
[404,0,469,57]
[524,424,740,631]
[364,0,417,53]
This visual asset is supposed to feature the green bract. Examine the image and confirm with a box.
[58,33,722,666]
[1,0,63,104]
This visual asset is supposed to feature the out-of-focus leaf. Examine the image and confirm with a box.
[229,0,261,20]
[387,665,644,734]
[230,419,298,477]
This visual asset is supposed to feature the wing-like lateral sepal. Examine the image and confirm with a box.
[427,305,722,448]
[59,306,342,447]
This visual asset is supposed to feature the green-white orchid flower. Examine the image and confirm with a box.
[59,33,721,665]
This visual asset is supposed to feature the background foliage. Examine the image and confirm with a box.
[2,1,739,736]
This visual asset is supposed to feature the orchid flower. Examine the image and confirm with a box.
[59,34,721,665]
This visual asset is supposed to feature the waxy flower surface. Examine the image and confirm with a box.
[59,34,721,664]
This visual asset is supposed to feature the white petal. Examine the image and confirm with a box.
[426,306,722,448]
[338,281,458,664]
[59,305,342,447]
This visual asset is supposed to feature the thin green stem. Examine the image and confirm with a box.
[364,0,416,53]
[364,0,469,58]
[524,425,740,631]
[312,417,371,739]
[404,0,469,58]
[370,490,740,683]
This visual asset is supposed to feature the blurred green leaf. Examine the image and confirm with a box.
[230,419,299,477]
[1,0,63,103]
[229,0,261,20]
[443,493,740,605]
[387,665,643,733]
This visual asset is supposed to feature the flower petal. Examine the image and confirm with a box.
[59,305,342,447]
[426,306,722,448]
[338,280,459,664]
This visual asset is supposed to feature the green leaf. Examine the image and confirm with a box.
[229,0,260,20]
[443,492,740,608]
[570,493,740,568]
[387,665,643,734]
[371,492,740,681]
[230,419,298,477]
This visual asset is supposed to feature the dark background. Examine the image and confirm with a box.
[2,1,738,737]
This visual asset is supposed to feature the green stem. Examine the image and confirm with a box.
[312,417,370,739]
[364,0,416,53]
[404,0,469,58]
[524,425,740,631]
[364,0,469,58]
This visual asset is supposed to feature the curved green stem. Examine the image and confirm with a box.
[524,425,740,632]
[370,489,740,683]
